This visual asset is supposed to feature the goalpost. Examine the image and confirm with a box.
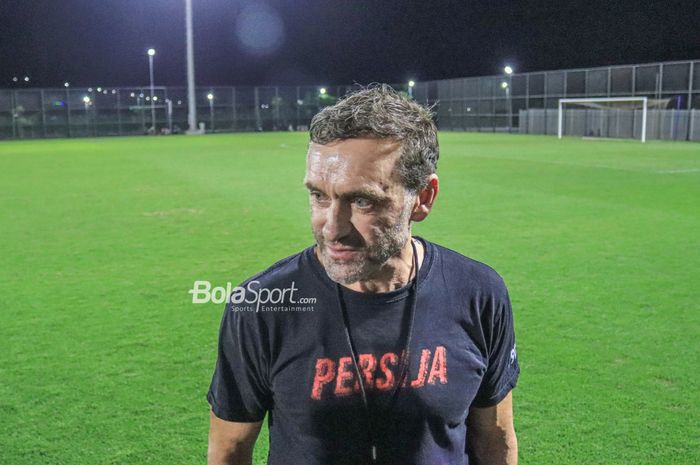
[558,97,648,143]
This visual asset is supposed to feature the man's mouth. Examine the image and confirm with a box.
[325,244,361,261]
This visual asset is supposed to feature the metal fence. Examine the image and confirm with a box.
[1,59,698,140]
[413,58,700,140]
[518,109,700,141]
[0,85,362,139]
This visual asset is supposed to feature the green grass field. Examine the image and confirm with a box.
[1,132,698,464]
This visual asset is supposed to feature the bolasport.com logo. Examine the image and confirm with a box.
[189,280,317,312]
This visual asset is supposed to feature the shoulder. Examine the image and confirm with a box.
[426,240,509,297]
[237,246,311,289]
[223,246,316,319]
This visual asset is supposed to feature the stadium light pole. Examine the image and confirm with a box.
[207,92,214,132]
[501,81,512,131]
[318,88,327,110]
[185,0,198,134]
[83,96,91,134]
[408,80,415,99]
[137,93,146,133]
[504,65,514,132]
[165,99,173,132]
[147,48,156,133]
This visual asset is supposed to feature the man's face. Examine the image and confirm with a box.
[304,138,415,285]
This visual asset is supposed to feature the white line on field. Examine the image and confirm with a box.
[655,168,700,174]
[581,137,634,142]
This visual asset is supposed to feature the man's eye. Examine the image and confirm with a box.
[353,198,373,208]
[310,191,327,202]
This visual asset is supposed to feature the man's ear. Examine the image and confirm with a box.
[410,175,439,222]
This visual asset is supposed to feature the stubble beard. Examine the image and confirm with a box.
[314,198,414,285]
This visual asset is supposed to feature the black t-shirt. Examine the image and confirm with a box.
[207,237,519,465]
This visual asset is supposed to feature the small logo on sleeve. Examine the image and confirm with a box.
[509,344,517,365]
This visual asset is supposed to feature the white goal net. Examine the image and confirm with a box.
[557,97,672,143]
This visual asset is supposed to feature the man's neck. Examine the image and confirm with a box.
[345,237,424,293]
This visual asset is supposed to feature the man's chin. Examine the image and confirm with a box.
[320,256,367,285]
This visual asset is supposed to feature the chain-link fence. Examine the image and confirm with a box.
[1,59,698,140]
[0,85,362,139]
[413,59,699,140]
[518,109,700,141]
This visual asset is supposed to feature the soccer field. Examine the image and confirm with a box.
[1,132,698,464]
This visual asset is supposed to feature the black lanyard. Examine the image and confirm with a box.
[335,239,419,464]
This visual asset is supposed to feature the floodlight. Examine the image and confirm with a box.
[83,96,91,103]
[64,82,70,88]
[97,87,102,92]
[207,93,214,101]
[153,96,158,101]
[504,65,513,75]
[147,48,156,57]
[130,92,136,98]
[408,80,415,87]
[12,77,18,82]
[501,81,509,89]
[319,88,327,95]
[23,76,30,82]
[88,88,93,92]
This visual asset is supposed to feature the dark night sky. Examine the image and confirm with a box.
[1,0,699,88]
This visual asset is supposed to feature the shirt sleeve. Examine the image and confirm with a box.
[471,283,520,408]
[207,299,272,422]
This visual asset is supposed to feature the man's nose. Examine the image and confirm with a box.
[322,200,352,241]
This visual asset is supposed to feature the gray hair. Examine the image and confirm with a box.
[309,84,439,192]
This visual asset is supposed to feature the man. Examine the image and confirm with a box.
[207,85,519,465]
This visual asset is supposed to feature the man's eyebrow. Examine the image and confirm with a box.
[341,189,387,202]
[303,183,388,202]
